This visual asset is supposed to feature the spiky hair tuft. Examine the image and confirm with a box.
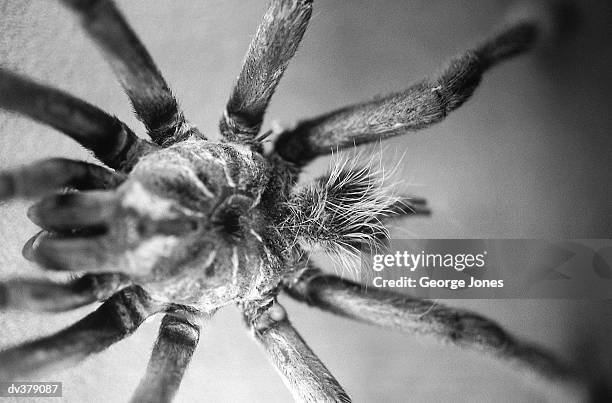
[281,156,411,269]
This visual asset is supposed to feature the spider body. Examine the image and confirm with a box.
[119,139,292,308]
[0,1,591,402]
[39,138,294,309]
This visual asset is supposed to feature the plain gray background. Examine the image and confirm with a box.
[1,1,611,402]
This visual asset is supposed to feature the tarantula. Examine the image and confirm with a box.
[0,0,592,402]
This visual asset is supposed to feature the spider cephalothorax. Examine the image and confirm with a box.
[24,139,290,310]
[0,1,592,402]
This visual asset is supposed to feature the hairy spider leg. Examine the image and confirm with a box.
[0,286,164,379]
[345,197,432,251]
[131,313,204,403]
[0,158,125,200]
[221,0,313,143]
[386,198,431,218]
[60,0,199,146]
[23,230,118,272]
[283,266,590,401]
[0,69,154,171]
[27,190,117,233]
[0,273,131,312]
[243,300,351,402]
[274,3,565,165]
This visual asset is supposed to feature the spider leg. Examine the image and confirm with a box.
[220,0,313,142]
[130,312,206,403]
[0,285,164,379]
[243,300,351,402]
[27,191,117,233]
[387,197,431,218]
[274,3,565,165]
[24,231,113,272]
[343,198,431,252]
[0,69,155,171]
[367,198,432,252]
[0,273,131,312]
[60,0,199,146]
[283,267,590,401]
[0,158,125,201]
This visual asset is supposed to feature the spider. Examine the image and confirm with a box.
[0,0,592,402]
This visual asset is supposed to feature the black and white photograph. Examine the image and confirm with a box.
[1,1,611,402]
